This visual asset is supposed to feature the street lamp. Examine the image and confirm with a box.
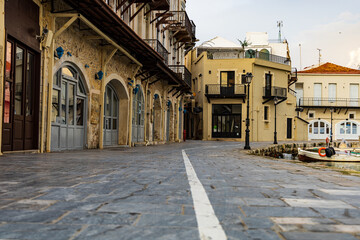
[274,97,279,144]
[244,72,253,150]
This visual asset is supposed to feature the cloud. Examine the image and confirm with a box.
[348,48,360,69]
[290,12,360,69]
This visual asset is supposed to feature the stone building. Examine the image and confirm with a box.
[293,62,360,141]
[185,35,308,142]
[0,0,196,153]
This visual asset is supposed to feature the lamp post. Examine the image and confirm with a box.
[244,72,253,150]
[274,97,279,144]
[330,107,334,143]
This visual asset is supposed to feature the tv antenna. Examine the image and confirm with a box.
[277,20,283,41]
[317,48,322,66]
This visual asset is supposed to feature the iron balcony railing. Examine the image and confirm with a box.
[169,65,191,88]
[144,39,169,65]
[168,11,195,39]
[298,98,360,107]
[268,38,287,43]
[263,86,287,98]
[205,84,246,98]
[206,50,290,65]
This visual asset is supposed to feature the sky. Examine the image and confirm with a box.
[186,0,360,70]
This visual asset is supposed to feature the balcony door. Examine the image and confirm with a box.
[220,71,235,95]
[313,83,322,106]
[265,74,272,97]
[350,84,359,107]
[2,40,40,151]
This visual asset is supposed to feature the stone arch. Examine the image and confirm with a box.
[104,76,130,145]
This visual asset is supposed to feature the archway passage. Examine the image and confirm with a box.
[152,94,162,141]
[335,120,359,140]
[132,88,145,143]
[308,120,330,140]
[103,84,119,146]
[51,65,87,151]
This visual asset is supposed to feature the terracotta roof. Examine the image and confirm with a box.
[298,62,360,74]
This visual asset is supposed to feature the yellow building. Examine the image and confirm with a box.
[0,0,196,153]
[293,62,360,141]
[185,36,308,143]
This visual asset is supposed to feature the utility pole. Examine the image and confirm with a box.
[277,20,283,41]
[317,48,322,66]
[299,43,302,70]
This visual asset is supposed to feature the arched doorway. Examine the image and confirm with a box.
[103,83,119,146]
[51,65,87,151]
[178,99,183,140]
[308,120,330,140]
[259,49,270,60]
[132,87,145,143]
[335,120,360,140]
[152,94,162,141]
[166,100,174,142]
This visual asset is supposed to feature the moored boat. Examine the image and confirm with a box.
[298,148,360,162]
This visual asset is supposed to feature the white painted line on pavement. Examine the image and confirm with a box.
[182,150,227,240]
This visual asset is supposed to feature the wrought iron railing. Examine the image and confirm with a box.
[168,11,195,39]
[144,39,169,65]
[298,98,360,107]
[206,84,246,97]
[206,50,290,65]
[263,86,287,98]
[169,65,191,88]
[268,38,287,43]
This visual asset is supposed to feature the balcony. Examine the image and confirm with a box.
[165,11,196,44]
[205,84,246,102]
[289,67,297,86]
[134,0,170,11]
[144,39,168,65]
[298,98,360,108]
[169,65,191,88]
[263,86,287,99]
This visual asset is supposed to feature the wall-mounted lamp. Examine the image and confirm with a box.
[154,94,159,99]
[67,51,72,57]
[133,84,140,94]
[85,64,89,68]
[36,26,49,42]
[95,71,104,80]
[54,47,64,59]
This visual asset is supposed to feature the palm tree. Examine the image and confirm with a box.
[237,38,251,58]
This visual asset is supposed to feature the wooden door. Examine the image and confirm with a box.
[265,74,272,97]
[287,118,292,139]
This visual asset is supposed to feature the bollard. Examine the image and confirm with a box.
[183,130,186,142]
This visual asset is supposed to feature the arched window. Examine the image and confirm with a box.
[51,64,87,151]
[335,120,359,140]
[104,83,119,146]
[308,120,330,140]
[245,49,256,58]
[132,87,145,142]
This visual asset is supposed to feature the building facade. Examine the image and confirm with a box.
[185,35,308,142]
[294,63,360,141]
[0,0,196,154]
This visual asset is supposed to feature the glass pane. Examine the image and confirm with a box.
[213,116,217,132]
[314,123,318,134]
[5,41,12,79]
[26,53,34,116]
[106,88,111,117]
[113,93,118,117]
[4,82,11,123]
[221,72,227,86]
[225,115,230,132]
[61,82,66,124]
[353,124,357,134]
[218,116,222,132]
[232,105,241,114]
[346,122,351,134]
[79,80,85,94]
[314,122,318,128]
[52,89,59,122]
[340,124,345,134]
[62,67,74,78]
[113,118,117,130]
[106,118,111,129]
[76,98,84,126]
[68,84,74,125]
[14,47,24,115]
[309,125,312,134]
[326,125,329,134]
[222,116,226,132]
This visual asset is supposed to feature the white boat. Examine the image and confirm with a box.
[298,148,360,162]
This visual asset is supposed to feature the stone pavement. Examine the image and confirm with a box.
[0,141,359,240]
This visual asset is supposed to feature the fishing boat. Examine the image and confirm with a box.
[298,148,360,162]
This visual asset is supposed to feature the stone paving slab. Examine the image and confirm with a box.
[0,141,360,240]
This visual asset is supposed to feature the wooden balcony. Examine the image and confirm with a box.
[134,0,170,11]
